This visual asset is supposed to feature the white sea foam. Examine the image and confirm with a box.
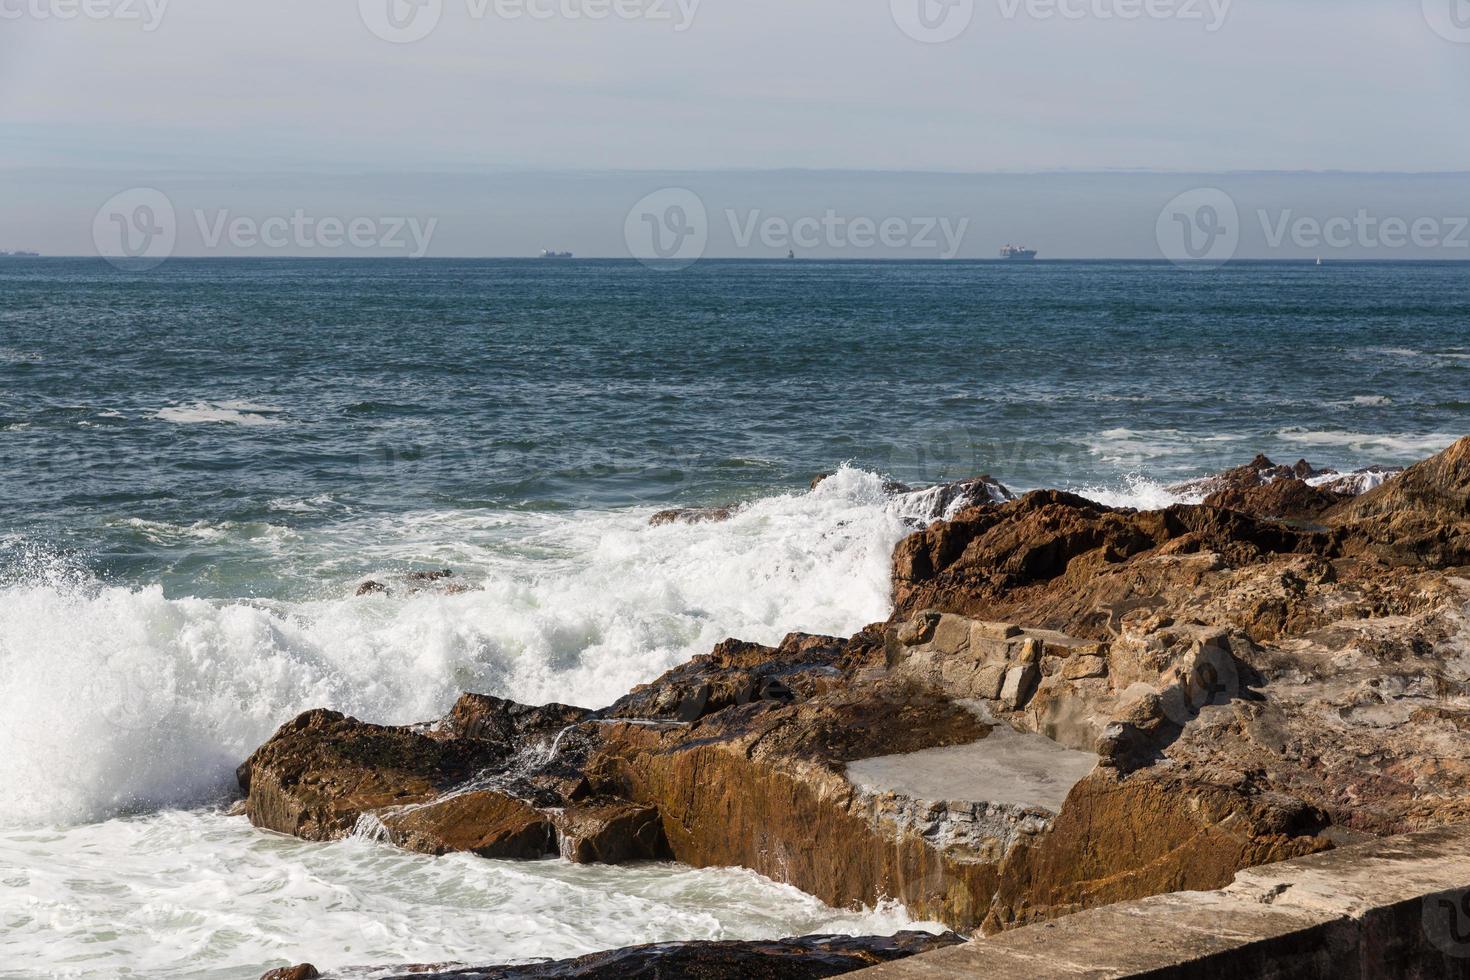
[0,467,911,829]
[1067,475,1202,511]
[155,400,285,426]
[0,810,937,980]
[1273,428,1460,459]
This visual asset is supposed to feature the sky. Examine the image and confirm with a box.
[1,0,1468,257]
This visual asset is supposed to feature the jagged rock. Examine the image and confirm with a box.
[261,967,319,980]
[286,932,962,980]
[355,580,389,596]
[1170,454,1404,523]
[380,790,557,858]
[1327,434,1470,566]
[241,439,1470,944]
[238,695,588,841]
[649,506,736,527]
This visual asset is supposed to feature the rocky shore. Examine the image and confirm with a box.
[245,437,1470,979]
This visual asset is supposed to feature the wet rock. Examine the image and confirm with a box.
[380,790,557,858]
[306,932,962,980]
[260,967,319,980]
[355,580,389,596]
[243,438,1470,940]
[649,506,737,527]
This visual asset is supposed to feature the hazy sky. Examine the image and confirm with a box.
[2,0,1468,174]
[3,0,1469,258]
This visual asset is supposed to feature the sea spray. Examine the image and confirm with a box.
[0,467,913,828]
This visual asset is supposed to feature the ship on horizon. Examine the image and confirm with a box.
[0,250,39,257]
[539,249,574,259]
[1000,244,1038,261]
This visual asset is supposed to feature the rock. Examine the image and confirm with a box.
[1062,655,1108,680]
[649,506,736,527]
[316,932,962,980]
[999,663,1040,710]
[1168,454,1402,523]
[553,800,669,863]
[890,476,1016,521]
[1326,435,1470,566]
[238,695,589,841]
[379,790,557,858]
[355,580,388,596]
[260,967,319,980]
[241,438,1470,944]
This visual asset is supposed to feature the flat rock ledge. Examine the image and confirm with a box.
[262,931,962,980]
[241,437,1470,965]
[852,822,1470,979]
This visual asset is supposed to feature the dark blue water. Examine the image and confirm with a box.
[3,257,1469,592]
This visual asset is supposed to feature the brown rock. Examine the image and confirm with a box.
[553,799,669,863]
[260,966,319,980]
[363,931,962,979]
[649,506,736,526]
[380,790,557,858]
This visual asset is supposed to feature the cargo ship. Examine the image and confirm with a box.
[1000,244,1038,261]
[539,250,574,259]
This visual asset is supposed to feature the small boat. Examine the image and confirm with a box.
[1316,257,1324,266]
[1000,244,1038,261]
[787,249,795,260]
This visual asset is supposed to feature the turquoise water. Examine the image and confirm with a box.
[0,257,1467,977]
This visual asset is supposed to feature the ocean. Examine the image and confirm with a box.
[2,257,1468,978]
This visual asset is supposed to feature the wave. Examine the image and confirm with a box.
[0,468,914,828]
[0,809,934,979]
[1066,474,1203,511]
[155,401,285,426]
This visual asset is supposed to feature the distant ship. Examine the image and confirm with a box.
[0,250,39,257]
[539,250,574,259]
[1000,245,1038,261]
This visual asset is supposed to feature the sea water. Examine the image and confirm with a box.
[2,258,1468,977]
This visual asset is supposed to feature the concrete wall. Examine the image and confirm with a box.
[855,824,1470,979]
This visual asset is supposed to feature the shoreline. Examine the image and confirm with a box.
[243,437,1470,978]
